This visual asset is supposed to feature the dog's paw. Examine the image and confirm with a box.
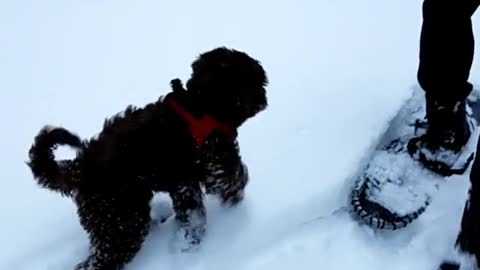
[171,225,206,253]
[221,190,245,207]
[220,163,248,207]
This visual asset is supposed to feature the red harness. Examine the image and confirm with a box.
[166,98,237,147]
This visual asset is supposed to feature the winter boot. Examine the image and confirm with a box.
[408,94,474,176]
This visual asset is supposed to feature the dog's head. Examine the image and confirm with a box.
[186,47,268,127]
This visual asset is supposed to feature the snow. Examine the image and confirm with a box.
[365,151,433,216]
[1,0,479,269]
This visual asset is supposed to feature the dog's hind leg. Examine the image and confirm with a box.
[74,188,153,270]
[170,182,206,252]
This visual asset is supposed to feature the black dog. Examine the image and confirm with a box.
[27,47,268,270]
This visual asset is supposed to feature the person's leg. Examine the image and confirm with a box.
[418,0,477,101]
[457,138,480,266]
[432,2,480,267]
[409,0,479,176]
[440,134,480,270]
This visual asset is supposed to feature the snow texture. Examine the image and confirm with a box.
[0,0,479,270]
[364,150,434,216]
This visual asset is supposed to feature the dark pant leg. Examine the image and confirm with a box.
[426,0,480,263]
[457,135,480,264]
[417,0,479,101]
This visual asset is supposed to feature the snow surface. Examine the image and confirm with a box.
[1,0,479,269]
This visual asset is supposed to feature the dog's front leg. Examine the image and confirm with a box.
[205,161,249,207]
[170,182,206,252]
[202,138,249,207]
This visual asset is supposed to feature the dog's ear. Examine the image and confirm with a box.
[170,79,186,93]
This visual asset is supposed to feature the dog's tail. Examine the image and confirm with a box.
[27,126,83,196]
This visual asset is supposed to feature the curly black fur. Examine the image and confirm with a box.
[28,127,83,196]
[27,47,268,270]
